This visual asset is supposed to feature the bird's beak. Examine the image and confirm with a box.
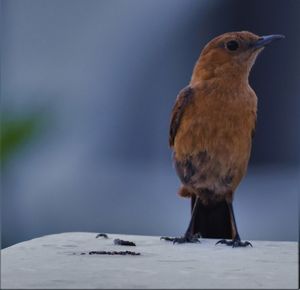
[252,34,285,49]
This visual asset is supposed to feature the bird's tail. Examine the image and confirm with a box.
[191,195,233,239]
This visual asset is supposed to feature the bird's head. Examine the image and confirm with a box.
[191,31,285,83]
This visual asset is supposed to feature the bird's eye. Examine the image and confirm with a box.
[226,40,239,51]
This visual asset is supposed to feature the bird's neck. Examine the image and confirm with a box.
[190,59,251,87]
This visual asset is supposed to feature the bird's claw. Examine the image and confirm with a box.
[160,236,175,241]
[161,234,200,244]
[173,236,201,244]
[216,239,252,248]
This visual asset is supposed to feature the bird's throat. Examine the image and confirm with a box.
[191,60,250,86]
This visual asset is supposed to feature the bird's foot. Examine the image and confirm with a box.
[161,233,201,244]
[216,238,252,248]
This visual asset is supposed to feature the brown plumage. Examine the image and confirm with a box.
[162,31,284,247]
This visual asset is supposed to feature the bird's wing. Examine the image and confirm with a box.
[169,86,194,147]
[251,118,257,139]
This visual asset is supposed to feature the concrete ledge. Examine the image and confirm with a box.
[1,232,298,289]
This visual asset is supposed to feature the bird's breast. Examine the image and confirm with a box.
[173,88,257,192]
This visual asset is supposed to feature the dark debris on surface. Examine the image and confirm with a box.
[86,250,140,256]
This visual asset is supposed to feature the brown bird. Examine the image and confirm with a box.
[161,31,284,247]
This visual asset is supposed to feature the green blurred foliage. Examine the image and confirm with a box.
[0,113,43,167]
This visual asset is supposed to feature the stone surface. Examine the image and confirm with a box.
[1,232,298,289]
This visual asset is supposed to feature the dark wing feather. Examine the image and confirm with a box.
[169,86,194,147]
[251,118,257,139]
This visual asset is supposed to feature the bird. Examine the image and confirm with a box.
[161,31,284,247]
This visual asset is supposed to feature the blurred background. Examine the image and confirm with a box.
[1,0,299,248]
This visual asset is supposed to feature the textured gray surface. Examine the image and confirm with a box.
[1,232,298,289]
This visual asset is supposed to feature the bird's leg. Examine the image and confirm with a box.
[216,202,252,248]
[161,197,201,244]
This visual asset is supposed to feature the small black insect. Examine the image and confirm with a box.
[96,233,108,239]
[113,239,136,246]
